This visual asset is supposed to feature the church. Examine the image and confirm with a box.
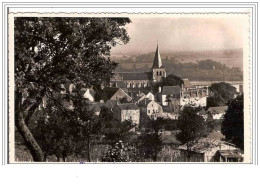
[109,44,166,89]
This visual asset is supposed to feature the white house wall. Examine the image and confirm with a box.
[180,96,207,107]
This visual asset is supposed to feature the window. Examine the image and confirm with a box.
[148,110,150,114]
[157,71,159,76]
[160,71,162,76]
[130,116,132,120]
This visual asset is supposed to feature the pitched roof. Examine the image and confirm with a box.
[105,100,117,109]
[218,150,243,159]
[116,103,139,110]
[89,102,106,112]
[161,86,181,95]
[80,88,95,97]
[137,98,152,107]
[101,87,119,100]
[117,72,152,81]
[152,44,163,68]
[207,106,228,114]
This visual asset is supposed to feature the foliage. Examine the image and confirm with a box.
[30,101,76,161]
[207,82,237,108]
[151,74,183,94]
[14,17,131,161]
[176,106,206,161]
[101,141,140,162]
[222,94,244,150]
[137,118,163,161]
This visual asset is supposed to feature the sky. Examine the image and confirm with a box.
[111,16,248,55]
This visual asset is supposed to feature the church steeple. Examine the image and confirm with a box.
[151,43,166,82]
[152,44,163,68]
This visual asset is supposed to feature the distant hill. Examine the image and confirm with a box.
[112,49,243,81]
[112,49,243,70]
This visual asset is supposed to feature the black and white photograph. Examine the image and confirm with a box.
[9,13,249,163]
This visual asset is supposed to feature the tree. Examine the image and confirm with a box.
[14,17,131,161]
[176,106,206,161]
[222,94,244,150]
[207,82,237,108]
[30,99,76,162]
[152,74,183,94]
[69,91,101,162]
[137,118,163,161]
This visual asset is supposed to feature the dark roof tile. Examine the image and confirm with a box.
[162,86,181,95]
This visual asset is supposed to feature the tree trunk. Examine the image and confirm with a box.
[86,137,91,162]
[44,153,47,162]
[16,111,44,162]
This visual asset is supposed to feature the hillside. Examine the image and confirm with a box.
[112,49,243,81]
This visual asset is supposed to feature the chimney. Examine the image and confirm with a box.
[158,87,162,93]
[181,84,184,90]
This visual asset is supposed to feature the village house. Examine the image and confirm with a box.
[89,102,106,115]
[157,86,181,109]
[207,106,228,120]
[137,92,155,103]
[101,87,132,102]
[178,139,243,162]
[112,103,140,129]
[138,99,162,119]
[81,88,96,102]
[104,100,118,110]
[158,106,179,120]
[213,149,243,162]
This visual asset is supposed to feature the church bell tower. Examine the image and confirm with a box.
[152,44,166,82]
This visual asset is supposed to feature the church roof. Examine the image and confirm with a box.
[117,72,152,81]
[161,86,181,95]
[152,44,163,68]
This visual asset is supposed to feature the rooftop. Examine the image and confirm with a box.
[116,103,139,110]
[207,106,228,114]
[162,86,181,95]
[117,72,152,81]
[218,150,243,159]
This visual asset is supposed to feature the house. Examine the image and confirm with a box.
[158,106,179,120]
[213,150,243,162]
[81,88,95,102]
[112,103,140,128]
[138,99,162,119]
[89,102,106,115]
[177,134,242,162]
[179,79,208,108]
[207,106,228,119]
[157,86,181,108]
[101,87,132,102]
[137,92,155,103]
[105,100,118,110]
